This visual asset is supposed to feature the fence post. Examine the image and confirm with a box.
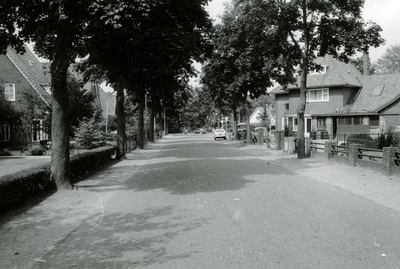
[348,144,362,167]
[305,138,311,157]
[275,131,283,151]
[324,141,334,160]
[383,147,397,176]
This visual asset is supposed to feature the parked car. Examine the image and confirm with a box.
[193,129,201,134]
[213,129,226,140]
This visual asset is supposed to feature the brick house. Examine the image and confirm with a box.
[271,55,400,142]
[0,45,51,149]
[1,45,116,149]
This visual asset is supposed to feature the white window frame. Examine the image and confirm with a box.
[293,118,298,131]
[1,125,11,141]
[32,119,49,142]
[4,83,16,101]
[307,88,329,102]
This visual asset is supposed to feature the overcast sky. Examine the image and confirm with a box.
[28,1,400,90]
[205,0,400,62]
[189,0,400,87]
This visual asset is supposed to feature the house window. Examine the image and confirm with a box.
[4,83,15,101]
[32,120,49,142]
[307,88,329,102]
[370,116,379,128]
[337,116,363,125]
[371,85,385,96]
[293,118,298,131]
[1,125,10,141]
[353,117,361,125]
[284,103,289,110]
[317,117,326,128]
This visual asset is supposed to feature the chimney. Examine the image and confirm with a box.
[363,51,369,76]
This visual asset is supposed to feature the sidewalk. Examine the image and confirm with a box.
[236,143,400,213]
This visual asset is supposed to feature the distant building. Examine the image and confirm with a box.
[270,55,400,141]
[0,44,116,149]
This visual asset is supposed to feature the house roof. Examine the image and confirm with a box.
[6,45,52,106]
[270,55,362,95]
[270,55,400,115]
[250,106,276,126]
[350,74,400,113]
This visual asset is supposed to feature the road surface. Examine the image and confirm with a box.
[1,133,400,268]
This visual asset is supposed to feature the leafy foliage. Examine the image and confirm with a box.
[18,90,51,141]
[181,86,215,130]
[372,44,400,74]
[72,117,104,149]
[263,0,384,158]
[0,90,21,125]
[67,73,97,132]
[378,127,400,148]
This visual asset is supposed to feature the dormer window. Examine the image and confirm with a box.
[307,88,329,102]
[310,65,328,74]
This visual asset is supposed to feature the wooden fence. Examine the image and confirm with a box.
[310,141,400,176]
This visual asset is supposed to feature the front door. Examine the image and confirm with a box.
[305,117,311,138]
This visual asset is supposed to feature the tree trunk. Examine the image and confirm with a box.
[158,109,163,138]
[137,90,145,149]
[149,107,154,142]
[245,102,251,144]
[297,0,309,159]
[164,107,168,136]
[115,83,126,159]
[232,104,238,140]
[50,39,72,190]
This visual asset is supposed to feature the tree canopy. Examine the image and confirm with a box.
[202,0,297,139]
[256,0,384,158]
[0,0,213,189]
[372,44,400,74]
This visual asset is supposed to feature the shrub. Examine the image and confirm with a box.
[347,134,378,149]
[378,127,400,148]
[72,117,104,149]
[0,146,117,214]
[0,149,12,156]
[26,145,45,156]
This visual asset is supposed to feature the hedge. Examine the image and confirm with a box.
[0,146,117,214]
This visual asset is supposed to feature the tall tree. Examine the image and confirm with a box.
[0,0,146,188]
[82,0,212,150]
[202,0,296,141]
[267,0,384,158]
[0,0,101,189]
[372,44,400,74]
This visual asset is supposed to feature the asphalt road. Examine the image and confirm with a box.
[1,134,400,268]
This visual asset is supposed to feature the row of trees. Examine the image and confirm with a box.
[0,0,213,189]
[200,0,384,158]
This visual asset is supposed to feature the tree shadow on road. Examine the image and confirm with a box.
[118,155,296,195]
[32,206,210,268]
